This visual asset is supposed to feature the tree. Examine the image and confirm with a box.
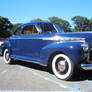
[72,16,89,32]
[31,18,43,22]
[89,18,92,31]
[48,16,71,32]
[10,23,22,34]
[0,16,13,38]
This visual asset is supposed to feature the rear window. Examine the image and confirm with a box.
[40,23,57,33]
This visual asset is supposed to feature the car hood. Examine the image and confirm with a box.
[58,32,92,47]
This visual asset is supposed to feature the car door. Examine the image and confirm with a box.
[10,26,22,57]
[16,24,44,62]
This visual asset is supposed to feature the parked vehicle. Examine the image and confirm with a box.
[0,38,7,46]
[0,22,92,80]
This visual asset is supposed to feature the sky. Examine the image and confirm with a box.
[0,0,92,26]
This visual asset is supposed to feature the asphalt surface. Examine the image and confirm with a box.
[0,56,92,92]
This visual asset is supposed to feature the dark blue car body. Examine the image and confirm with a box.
[0,22,92,80]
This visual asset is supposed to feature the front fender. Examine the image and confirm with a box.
[40,41,85,66]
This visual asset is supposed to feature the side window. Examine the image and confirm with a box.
[22,25,38,34]
[14,27,21,35]
[40,23,57,33]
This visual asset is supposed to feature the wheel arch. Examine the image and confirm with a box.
[47,51,67,67]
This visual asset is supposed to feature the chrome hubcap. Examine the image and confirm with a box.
[57,60,66,72]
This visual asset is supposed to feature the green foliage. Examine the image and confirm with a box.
[31,18,48,22]
[48,16,71,32]
[31,18,43,22]
[10,23,22,35]
[0,16,13,38]
[89,18,92,31]
[71,16,89,32]
[0,15,92,37]
[31,16,92,32]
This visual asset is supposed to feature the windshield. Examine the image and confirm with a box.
[40,23,57,33]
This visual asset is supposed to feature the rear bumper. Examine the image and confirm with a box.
[81,64,92,70]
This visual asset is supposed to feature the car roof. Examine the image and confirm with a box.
[29,21,53,24]
[16,21,53,28]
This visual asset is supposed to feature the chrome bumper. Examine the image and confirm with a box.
[81,64,92,70]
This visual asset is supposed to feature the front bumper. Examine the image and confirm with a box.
[81,64,92,70]
[80,48,92,70]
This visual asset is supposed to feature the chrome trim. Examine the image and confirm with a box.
[81,43,89,52]
[11,36,85,42]
[88,48,92,63]
[53,24,58,32]
[11,56,47,66]
[42,36,85,42]
[58,60,66,72]
[81,64,92,70]
[22,24,40,33]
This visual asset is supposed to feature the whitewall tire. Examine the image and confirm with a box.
[3,49,12,64]
[52,54,74,80]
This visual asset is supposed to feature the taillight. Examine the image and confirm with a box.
[2,39,6,42]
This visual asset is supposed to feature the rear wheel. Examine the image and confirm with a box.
[52,54,75,80]
[3,49,12,64]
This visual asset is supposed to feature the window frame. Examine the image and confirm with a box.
[13,26,22,36]
[21,24,39,35]
[39,23,58,33]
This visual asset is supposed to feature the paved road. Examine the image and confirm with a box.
[0,56,92,92]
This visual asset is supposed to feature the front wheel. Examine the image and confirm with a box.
[52,54,74,80]
[3,49,12,64]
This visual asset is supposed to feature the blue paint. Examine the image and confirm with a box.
[0,21,90,66]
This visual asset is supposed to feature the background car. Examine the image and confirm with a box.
[0,38,6,46]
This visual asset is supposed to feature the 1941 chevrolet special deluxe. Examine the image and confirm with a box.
[0,21,92,80]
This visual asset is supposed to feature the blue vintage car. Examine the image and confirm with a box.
[0,21,92,80]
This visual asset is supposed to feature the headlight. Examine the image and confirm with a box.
[82,44,89,52]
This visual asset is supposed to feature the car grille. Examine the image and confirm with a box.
[88,49,92,63]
